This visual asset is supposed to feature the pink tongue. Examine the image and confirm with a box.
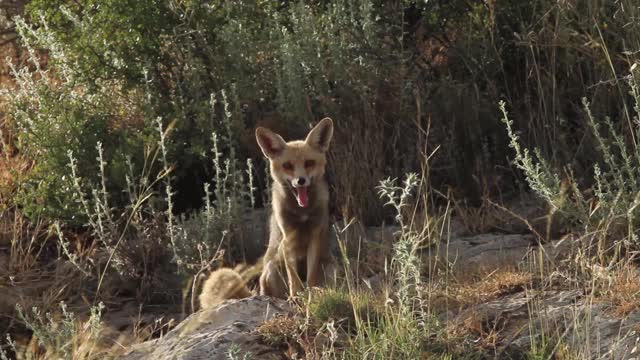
[295,187,309,208]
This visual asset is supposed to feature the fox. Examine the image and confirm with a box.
[255,117,336,299]
[198,117,336,308]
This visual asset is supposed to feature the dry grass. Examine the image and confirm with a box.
[328,117,392,225]
[596,264,640,317]
[452,194,504,235]
[256,314,329,359]
[424,268,534,354]
[0,155,30,203]
[257,315,304,347]
[432,268,533,309]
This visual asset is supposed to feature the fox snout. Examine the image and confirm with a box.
[295,177,307,186]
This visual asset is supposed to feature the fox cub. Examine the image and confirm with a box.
[256,117,336,299]
[198,118,336,309]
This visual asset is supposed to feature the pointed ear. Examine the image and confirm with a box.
[305,117,333,152]
[255,127,287,159]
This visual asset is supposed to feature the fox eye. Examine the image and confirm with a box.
[282,162,293,170]
[304,160,315,168]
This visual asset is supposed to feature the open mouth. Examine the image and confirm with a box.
[293,186,309,208]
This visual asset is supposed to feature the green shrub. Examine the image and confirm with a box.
[501,68,640,250]
[5,0,426,226]
[15,301,104,359]
[8,0,640,224]
[7,14,154,221]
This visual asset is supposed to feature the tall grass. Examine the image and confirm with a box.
[295,168,445,359]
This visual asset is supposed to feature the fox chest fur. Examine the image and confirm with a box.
[269,179,330,256]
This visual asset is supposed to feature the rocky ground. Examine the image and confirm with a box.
[123,296,293,360]
[122,200,640,359]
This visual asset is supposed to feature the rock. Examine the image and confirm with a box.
[444,233,538,266]
[365,226,401,244]
[123,296,293,360]
[426,233,539,272]
[426,231,579,273]
[453,289,640,360]
[582,311,640,360]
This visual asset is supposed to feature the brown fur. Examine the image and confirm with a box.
[199,267,253,309]
[256,118,336,299]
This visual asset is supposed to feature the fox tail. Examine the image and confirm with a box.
[199,262,261,309]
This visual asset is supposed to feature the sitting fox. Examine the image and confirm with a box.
[256,117,336,299]
[199,118,336,308]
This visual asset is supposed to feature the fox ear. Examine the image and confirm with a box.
[305,117,333,152]
[256,127,287,159]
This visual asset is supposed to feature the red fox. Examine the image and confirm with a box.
[198,118,336,309]
[255,117,336,299]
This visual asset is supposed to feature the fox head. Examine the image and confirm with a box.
[255,118,333,208]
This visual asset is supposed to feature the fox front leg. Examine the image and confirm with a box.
[306,227,327,288]
[283,252,304,299]
[278,229,305,299]
[259,259,287,298]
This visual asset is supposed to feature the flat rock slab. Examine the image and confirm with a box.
[123,296,293,360]
[443,233,538,266]
[454,289,640,360]
[427,232,575,272]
